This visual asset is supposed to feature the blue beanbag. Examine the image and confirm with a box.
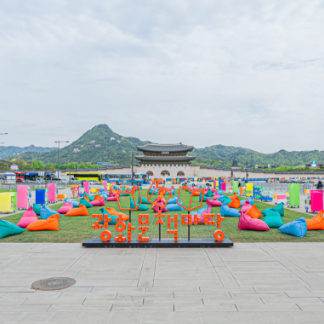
[220,204,240,217]
[64,199,79,208]
[40,205,60,220]
[0,219,25,239]
[130,198,149,211]
[222,196,232,205]
[218,190,223,195]
[278,218,307,237]
[167,196,179,204]
[217,196,224,203]
[166,204,183,211]
[240,200,247,207]
[247,198,254,205]
[196,205,208,215]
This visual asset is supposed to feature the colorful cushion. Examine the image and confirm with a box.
[306,211,324,230]
[94,195,103,201]
[26,214,60,231]
[91,198,105,207]
[241,201,252,214]
[99,208,120,225]
[278,218,307,237]
[107,196,117,201]
[64,199,79,208]
[205,189,214,197]
[228,193,241,209]
[246,205,262,219]
[264,210,283,228]
[17,206,38,228]
[57,202,73,214]
[206,199,222,207]
[166,204,183,211]
[84,192,94,201]
[130,199,149,211]
[105,207,129,221]
[191,205,212,224]
[167,196,179,204]
[262,202,284,217]
[220,204,240,217]
[40,205,60,220]
[33,203,41,215]
[213,193,220,200]
[238,213,270,231]
[138,196,150,204]
[0,219,25,238]
[217,196,224,203]
[222,196,232,205]
[80,198,93,208]
[66,204,89,216]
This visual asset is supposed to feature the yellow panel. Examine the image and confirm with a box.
[0,193,12,212]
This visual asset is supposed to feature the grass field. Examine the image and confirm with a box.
[0,189,322,243]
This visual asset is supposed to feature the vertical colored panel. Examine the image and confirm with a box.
[102,181,107,191]
[35,189,46,205]
[311,190,323,212]
[232,181,238,194]
[289,183,300,207]
[83,182,90,195]
[47,183,56,203]
[221,182,226,191]
[17,185,28,209]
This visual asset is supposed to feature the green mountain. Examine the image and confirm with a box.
[11,124,150,166]
[9,124,324,167]
[0,145,56,159]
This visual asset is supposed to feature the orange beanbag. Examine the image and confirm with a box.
[26,214,60,231]
[66,204,89,217]
[94,195,103,201]
[105,207,129,221]
[228,193,241,209]
[306,211,324,230]
[84,195,91,203]
[246,205,262,219]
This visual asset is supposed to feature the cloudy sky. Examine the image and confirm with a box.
[1,0,324,153]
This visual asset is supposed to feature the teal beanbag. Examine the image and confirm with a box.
[98,208,119,225]
[33,203,41,216]
[205,189,214,197]
[84,192,94,202]
[0,219,25,239]
[130,198,148,211]
[264,210,283,228]
[262,202,284,217]
[199,193,207,202]
[217,196,224,203]
[222,196,232,205]
[278,217,307,237]
[80,198,93,208]
[138,196,150,205]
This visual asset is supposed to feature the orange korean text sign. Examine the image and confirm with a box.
[91,213,225,243]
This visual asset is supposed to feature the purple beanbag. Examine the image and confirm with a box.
[238,212,270,231]
[91,198,105,207]
[57,202,73,214]
[206,198,222,207]
[241,201,252,214]
[16,206,38,228]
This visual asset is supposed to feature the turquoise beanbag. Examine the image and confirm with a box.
[98,208,119,225]
[79,198,93,208]
[0,219,25,239]
[262,202,284,217]
[130,198,148,211]
[222,196,232,205]
[65,199,79,208]
[40,205,60,220]
[220,204,240,217]
[33,203,41,216]
[138,196,150,204]
[278,218,307,237]
[264,210,283,228]
[217,196,224,203]
[165,204,183,211]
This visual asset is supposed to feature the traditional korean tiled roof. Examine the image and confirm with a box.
[137,143,194,153]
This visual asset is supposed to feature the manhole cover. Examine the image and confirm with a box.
[31,277,76,291]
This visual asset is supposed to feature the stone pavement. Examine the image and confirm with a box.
[1,243,324,323]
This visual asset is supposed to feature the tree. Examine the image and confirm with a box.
[37,161,44,169]
[79,162,85,168]
[86,162,92,168]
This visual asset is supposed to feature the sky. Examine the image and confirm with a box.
[1,0,324,153]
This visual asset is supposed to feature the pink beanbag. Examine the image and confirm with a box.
[191,205,212,224]
[17,206,38,228]
[211,188,216,193]
[238,212,269,231]
[91,198,105,206]
[206,198,222,207]
[241,201,252,214]
[109,190,115,197]
[107,196,117,201]
[213,193,220,200]
[153,204,168,213]
[57,202,73,214]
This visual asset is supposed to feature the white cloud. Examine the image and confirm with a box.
[0,0,324,153]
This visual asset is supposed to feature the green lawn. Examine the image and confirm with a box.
[0,190,321,243]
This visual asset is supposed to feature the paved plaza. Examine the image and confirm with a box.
[1,243,324,323]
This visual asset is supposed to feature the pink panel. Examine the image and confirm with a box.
[47,183,56,203]
[102,181,107,191]
[17,185,28,209]
[311,190,323,212]
[83,182,90,195]
[221,182,226,191]
[277,195,287,200]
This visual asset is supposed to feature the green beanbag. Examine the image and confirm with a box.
[130,198,149,211]
[264,210,284,228]
[80,198,93,208]
[0,219,25,239]
[262,202,284,217]
[33,203,41,216]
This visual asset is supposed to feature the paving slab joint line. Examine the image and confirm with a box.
[202,248,223,286]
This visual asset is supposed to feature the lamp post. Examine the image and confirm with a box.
[55,141,69,179]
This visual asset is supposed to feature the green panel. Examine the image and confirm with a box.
[232,181,239,194]
[289,183,300,207]
[11,192,17,211]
